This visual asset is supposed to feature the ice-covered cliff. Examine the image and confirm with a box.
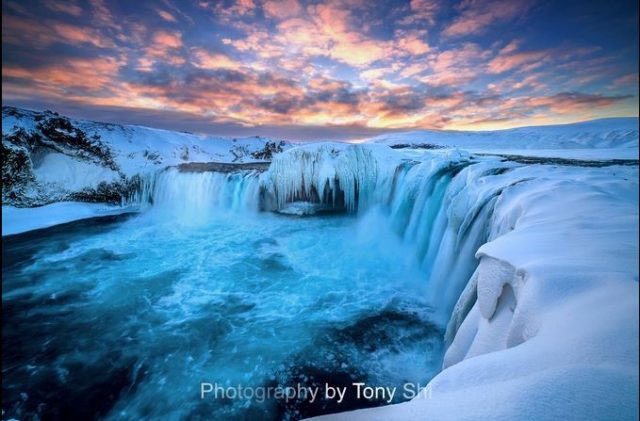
[1,106,291,208]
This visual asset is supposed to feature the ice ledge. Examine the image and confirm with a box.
[2,202,136,236]
[314,165,639,420]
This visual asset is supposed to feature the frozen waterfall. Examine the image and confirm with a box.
[129,144,530,327]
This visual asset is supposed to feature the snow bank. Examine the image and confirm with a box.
[2,107,293,176]
[314,164,639,420]
[370,117,639,153]
[2,202,134,236]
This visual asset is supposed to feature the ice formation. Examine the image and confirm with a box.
[315,161,639,421]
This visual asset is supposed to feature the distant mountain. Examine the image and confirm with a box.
[368,117,639,150]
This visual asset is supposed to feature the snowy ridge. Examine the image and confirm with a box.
[315,161,638,420]
[2,106,291,209]
[369,117,639,152]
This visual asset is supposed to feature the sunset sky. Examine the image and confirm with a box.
[2,0,639,139]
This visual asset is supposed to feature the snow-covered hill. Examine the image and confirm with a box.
[2,106,291,207]
[3,107,638,235]
[369,117,639,158]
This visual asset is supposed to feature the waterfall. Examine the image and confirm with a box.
[129,168,262,223]
[260,143,398,212]
[128,144,524,326]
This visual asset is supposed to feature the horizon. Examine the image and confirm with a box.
[2,0,639,139]
[3,103,639,142]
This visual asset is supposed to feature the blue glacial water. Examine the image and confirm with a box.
[2,205,444,420]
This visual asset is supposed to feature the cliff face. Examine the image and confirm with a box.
[1,106,291,207]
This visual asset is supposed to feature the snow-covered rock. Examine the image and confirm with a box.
[1,106,292,208]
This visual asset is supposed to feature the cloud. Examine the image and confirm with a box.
[152,30,182,48]
[443,0,534,38]
[191,49,243,70]
[44,0,84,17]
[2,17,116,49]
[263,0,302,19]
[400,0,440,25]
[2,0,637,134]
[419,43,489,86]
[156,9,177,22]
[613,73,639,87]
[4,56,122,95]
[488,50,547,73]
[396,30,430,55]
[52,23,117,48]
[528,92,633,113]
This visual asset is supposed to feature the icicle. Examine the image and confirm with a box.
[261,143,401,213]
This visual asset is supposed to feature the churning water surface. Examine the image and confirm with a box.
[2,207,444,420]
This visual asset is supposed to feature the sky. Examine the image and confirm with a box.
[2,0,639,140]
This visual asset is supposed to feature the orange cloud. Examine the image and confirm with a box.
[488,50,547,73]
[4,57,122,93]
[152,30,182,48]
[191,48,243,70]
[52,23,116,48]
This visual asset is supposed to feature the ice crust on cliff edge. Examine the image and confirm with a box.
[314,163,639,421]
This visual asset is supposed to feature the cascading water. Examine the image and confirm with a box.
[2,144,528,420]
[130,145,516,326]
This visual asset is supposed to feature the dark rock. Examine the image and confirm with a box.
[251,140,286,160]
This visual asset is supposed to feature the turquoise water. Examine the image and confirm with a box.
[2,207,444,420]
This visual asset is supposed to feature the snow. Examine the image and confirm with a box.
[2,108,294,178]
[2,202,135,236]
[33,152,120,191]
[369,117,639,151]
[262,143,401,212]
[313,163,639,421]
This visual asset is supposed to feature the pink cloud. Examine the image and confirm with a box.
[443,0,533,38]
[156,9,177,22]
[613,73,639,87]
[488,50,547,73]
[152,30,182,49]
[191,48,243,70]
[44,0,83,17]
[263,0,302,19]
[399,0,440,26]
[396,31,430,55]
[52,23,116,48]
